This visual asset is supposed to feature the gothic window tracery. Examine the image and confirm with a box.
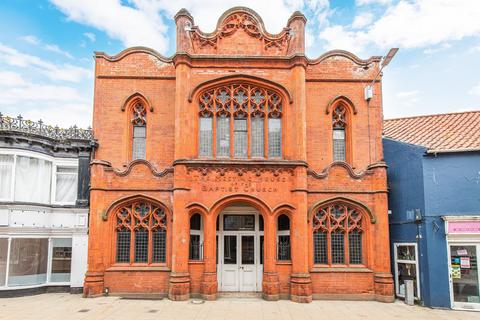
[332,104,347,162]
[115,200,167,264]
[198,83,283,158]
[131,101,147,160]
[313,203,364,265]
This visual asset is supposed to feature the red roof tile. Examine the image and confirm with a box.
[383,110,480,153]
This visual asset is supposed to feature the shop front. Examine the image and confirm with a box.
[445,217,480,311]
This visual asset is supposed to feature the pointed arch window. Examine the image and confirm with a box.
[189,213,203,260]
[131,102,147,160]
[332,104,347,162]
[313,203,364,265]
[115,201,167,264]
[198,84,283,158]
[277,214,291,261]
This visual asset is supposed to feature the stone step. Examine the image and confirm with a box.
[218,292,262,299]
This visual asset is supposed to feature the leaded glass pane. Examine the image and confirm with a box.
[349,231,362,264]
[333,128,346,161]
[134,229,148,263]
[234,118,247,158]
[216,116,230,157]
[132,125,146,160]
[331,232,345,264]
[314,232,327,264]
[199,117,213,157]
[190,214,201,230]
[251,117,264,157]
[277,235,291,261]
[189,234,202,260]
[152,230,166,263]
[278,214,290,231]
[268,118,281,157]
[116,230,131,263]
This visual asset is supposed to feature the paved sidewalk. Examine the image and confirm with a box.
[0,293,478,320]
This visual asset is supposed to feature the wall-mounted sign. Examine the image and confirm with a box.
[448,221,480,234]
[460,257,471,269]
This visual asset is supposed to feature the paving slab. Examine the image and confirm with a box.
[0,293,478,320]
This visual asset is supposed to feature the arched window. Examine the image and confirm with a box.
[313,203,363,265]
[332,104,347,162]
[189,213,203,260]
[198,84,283,158]
[115,201,166,264]
[277,214,291,261]
[131,101,147,160]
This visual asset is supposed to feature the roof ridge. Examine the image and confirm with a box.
[384,109,480,121]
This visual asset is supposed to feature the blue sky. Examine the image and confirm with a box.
[0,0,479,128]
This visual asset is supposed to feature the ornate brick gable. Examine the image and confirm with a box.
[175,7,306,56]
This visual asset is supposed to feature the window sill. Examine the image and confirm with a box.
[106,265,170,272]
[310,266,372,273]
[188,260,205,264]
[276,260,292,265]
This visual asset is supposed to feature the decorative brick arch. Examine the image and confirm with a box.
[307,196,375,224]
[209,194,273,219]
[325,95,357,115]
[189,74,293,104]
[121,92,154,112]
[103,194,172,222]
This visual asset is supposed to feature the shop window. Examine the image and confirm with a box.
[8,238,49,286]
[14,156,52,203]
[0,155,13,200]
[198,83,283,159]
[50,238,72,282]
[313,203,364,265]
[189,213,203,260]
[131,102,147,160]
[332,104,347,162]
[0,238,7,286]
[449,245,478,305]
[55,167,78,204]
[394,243,420,299]
[277,214,291,261]
[115,201,167,264]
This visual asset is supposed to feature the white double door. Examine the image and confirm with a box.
[219,233,262,292]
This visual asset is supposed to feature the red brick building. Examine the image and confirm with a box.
[84,7,394,303]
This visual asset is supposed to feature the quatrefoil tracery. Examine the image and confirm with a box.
[313,204,363,234]
[332,105,347,129]
[131,102,147,125]
[115,201,166,232]
[198,84,283,119]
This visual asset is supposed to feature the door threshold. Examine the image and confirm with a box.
[218,292,262,299]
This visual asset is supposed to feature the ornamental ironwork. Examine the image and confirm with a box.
[0,113,94,141]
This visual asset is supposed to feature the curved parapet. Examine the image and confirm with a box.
[174,7,305,56]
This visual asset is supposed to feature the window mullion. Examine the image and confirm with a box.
[247,96,252,159]
[130,205,135,264]
[229,88,234,158]
[264,101,269,158]
[212,99,217,158]
[148,214,153,264]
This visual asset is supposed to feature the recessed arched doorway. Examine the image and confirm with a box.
[216,204,264,292]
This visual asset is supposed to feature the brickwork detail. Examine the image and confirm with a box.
[86,6,394,304]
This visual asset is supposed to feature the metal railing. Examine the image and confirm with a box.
[0,113,94,141]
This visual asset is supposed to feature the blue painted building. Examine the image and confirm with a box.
[383,111,480,310]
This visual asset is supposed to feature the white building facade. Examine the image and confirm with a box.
[0,114,95,295]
